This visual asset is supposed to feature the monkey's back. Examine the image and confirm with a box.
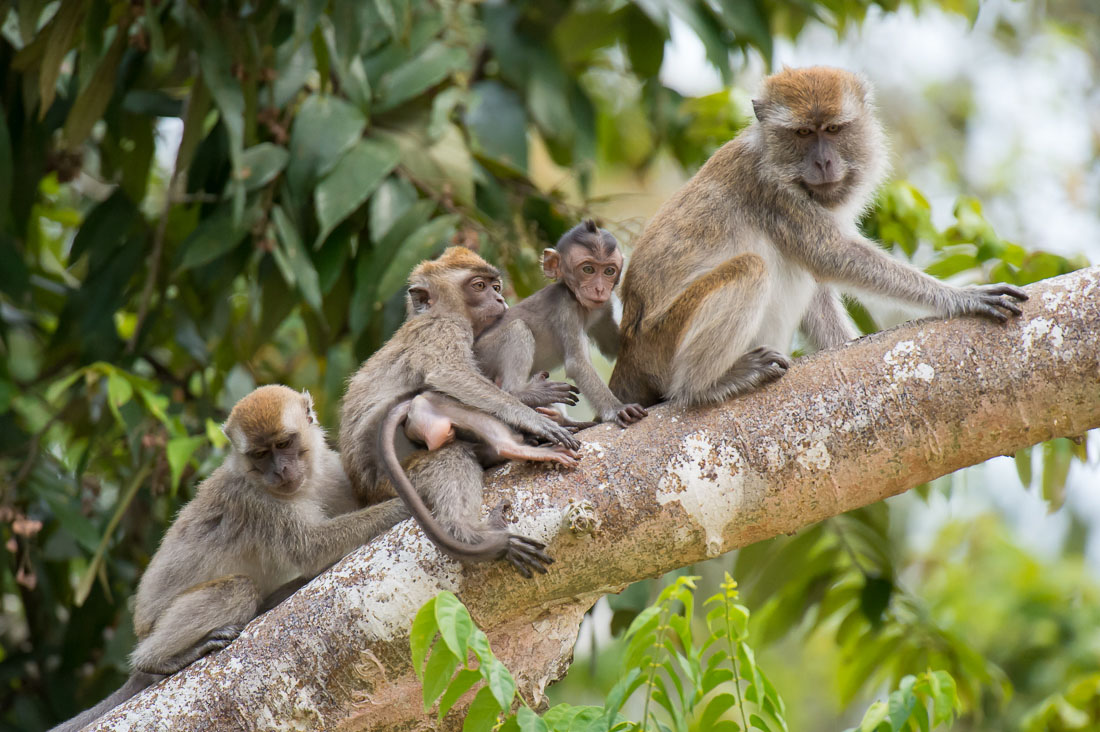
[340,312,474,502]
[619,133,764,337]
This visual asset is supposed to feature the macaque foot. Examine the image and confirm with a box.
[517,372,580,408]
[719,346,790,396]
[962,284,1028,322]
[609,403,648,427]
[500,439,580,467]
[137,624,244,675]
[500,534,554,578]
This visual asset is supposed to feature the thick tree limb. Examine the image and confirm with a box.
[91,267,1100,731]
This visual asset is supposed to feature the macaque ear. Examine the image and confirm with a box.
[542,249,561,280]
[751,99,768,122]
[300,390,316,424]
[407,285,432,314]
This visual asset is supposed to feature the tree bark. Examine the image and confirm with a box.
[90,267,1100,732]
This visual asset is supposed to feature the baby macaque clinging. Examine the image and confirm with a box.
[52,386,408,732]
[341,247,580,577]
[610,66,1027,407]
[476,220,648,428]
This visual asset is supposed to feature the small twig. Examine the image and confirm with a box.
[128,81,197,354]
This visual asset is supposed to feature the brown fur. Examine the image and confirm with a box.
[53,386,408,732]
[341,249,576,574]
[610,66,1026,407]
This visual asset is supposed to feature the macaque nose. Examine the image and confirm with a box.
[815,158,833,175]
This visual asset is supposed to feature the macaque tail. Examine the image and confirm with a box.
[377,395,506,561]
[49,671,163,732]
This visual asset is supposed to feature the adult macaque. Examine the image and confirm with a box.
[341,247,580,577]
[51,386,408,732]
[477,220,647,427]
[609,66,1027,407]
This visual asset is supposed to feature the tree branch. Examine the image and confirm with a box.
[89,267,1100,731]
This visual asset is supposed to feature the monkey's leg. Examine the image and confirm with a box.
[405,395,457,450]
[130,574,260,675]
[406,444,553,576]
[660,253,788,405]
[801,284,857,349]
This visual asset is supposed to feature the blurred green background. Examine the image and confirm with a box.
[0,1,1096,729]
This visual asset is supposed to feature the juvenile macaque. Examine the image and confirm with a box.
[52,386,408,732]
[609,66,1027,407]
[477,220,647,427]
[341,247,579,576]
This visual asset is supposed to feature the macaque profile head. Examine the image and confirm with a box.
[543,220,623,310]
[222,385,320,496]
[406,246,506,335]
[751,66,886,207]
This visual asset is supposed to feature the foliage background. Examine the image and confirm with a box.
[0,1,1095,730]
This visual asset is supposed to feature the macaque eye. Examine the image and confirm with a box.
[472,281,486,291]
[825,124,840,133]
[275,439,290,449]
[492,283,502,292]
[581,265,596,275]
[251,449,269,460]
[796,128,813,137]
[604,267,617,277]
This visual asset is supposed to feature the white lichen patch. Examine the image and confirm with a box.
[582,441,605,460]
[1021,317,1067,359]
[657,431,761,557]
[883,340,935,389]
[795,440,831,471]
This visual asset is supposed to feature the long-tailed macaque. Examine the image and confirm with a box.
[52,386,408,732]
[341,247,580,577]
[476,220,647,427]
[609,66,1028,407]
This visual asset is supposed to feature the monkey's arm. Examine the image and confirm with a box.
[801,285,858,350]
[285,499,412,575]
[562,333,647,427]
[425,363,581,450]
[787,230,1027,320]
[478,320,537,393]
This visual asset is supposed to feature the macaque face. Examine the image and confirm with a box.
[463,272,506,336]
[559,246,623,310]
[247,430,307,495]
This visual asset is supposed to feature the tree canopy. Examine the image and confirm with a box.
[0,1,1095,730]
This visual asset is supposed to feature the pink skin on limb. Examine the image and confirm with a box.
[404,392,579,467]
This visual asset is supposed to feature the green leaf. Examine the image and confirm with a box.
[437,668,481,720]
[62,15,129,147]
[272,205,323,313]
[0,101,11,230]
[434,591,474,658]
[314,138,401,248]
[286,95,366,207]
[183,6,245,182]
[376,43,468,113]
[166,436,205,494]
[423,643,460,709]
[516,706,549,732]
[410,596,438,680]
[698,692,738,731]
[105,371,133,425]
[369,176,419,244]
[463,686,503,732]
[1014,448,1032,488]
[466,81,528,174]
[205,418,229,450]
[36,1,85,117]
[175,199,261,272]
[479,656,517,712]
[240,144,290,192]
[1041,439,1073,509]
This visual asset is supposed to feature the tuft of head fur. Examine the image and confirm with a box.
[223,385,312,451]
[555,219,619,260]
[756,66,872,126]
